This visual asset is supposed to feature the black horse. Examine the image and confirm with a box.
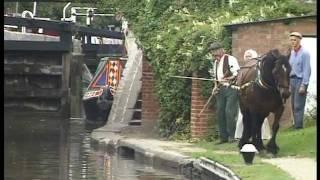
[237,49,291,155]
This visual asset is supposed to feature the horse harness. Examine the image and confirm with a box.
[201,54,269,116]
[218,55,270,91]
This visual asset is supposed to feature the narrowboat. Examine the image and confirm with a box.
[82,57,124,124]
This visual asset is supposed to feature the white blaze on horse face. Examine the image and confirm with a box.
[278,64,291,102]
[282,65,287,73]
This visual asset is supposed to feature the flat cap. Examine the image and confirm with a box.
[289,32,302,39]
[208,42,223,51]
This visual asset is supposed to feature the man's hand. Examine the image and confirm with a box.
[298,85,307,95]
[223,75,236,81]
[212,86,219,95]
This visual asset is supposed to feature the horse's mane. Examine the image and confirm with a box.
[265,49,290,65]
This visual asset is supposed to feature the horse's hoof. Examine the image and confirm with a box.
[266,143,279,155]
[256,145,265,152]
[257,150,267,157]
[266,147,279,155]
[264,152,276,158]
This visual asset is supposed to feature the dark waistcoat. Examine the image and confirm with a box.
[215,55,233,80]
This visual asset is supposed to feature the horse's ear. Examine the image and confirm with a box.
[285,48,291,60]
[270,49,281,58]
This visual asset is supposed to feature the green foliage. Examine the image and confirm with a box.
[97,0,315,138]
[5,2,67,20]
[305,94,317,121]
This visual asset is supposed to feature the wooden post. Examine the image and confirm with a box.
[70,53,84,118]
[61,52,71,118]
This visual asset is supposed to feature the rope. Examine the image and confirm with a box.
[170,75,235,84]
[197,55,268,117]
[170,75,214,81]
[197,81,253,117]
[198,89,215,117]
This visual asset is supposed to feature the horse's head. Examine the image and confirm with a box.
[270,49,291,102]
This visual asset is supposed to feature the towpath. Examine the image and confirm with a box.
[91,130,316,180]
[261,157,316,180]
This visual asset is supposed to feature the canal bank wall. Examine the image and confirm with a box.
[91,131,240,180]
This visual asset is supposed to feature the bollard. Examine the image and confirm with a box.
[240,144,258,165]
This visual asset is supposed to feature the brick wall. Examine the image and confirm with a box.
[228,16,316,127]
[140,16,316,136]
[141,56,160,126]
[191,72,215,138]
[141,60,216,137]
[230,17,316,64]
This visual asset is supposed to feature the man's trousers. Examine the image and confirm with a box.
[215,86,239,141]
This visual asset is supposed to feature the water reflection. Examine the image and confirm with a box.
[4,112,63,180]
[5,111,184,180]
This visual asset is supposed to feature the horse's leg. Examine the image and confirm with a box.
[238,108,251,149]
[266,106,284,155]
[255,114,266,151]
[250,112,260,151]
[247,111,267,152]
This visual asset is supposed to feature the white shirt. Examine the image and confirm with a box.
[214,54,240,82]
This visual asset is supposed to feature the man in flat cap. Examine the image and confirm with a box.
[208,42,240,144]
[289,31,311,129]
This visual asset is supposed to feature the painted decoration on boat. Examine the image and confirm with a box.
[82,57,125,123]
[83,58,124,100]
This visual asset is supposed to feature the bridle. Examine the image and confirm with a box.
[255,54,290,90]
[244,53,290,104]
[254,54,274,90]
[274,59,291,104]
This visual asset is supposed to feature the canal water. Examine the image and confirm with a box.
[4,110,184,180]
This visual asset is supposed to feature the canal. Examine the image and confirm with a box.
[4,109,185,180]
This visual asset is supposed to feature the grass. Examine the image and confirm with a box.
[185,125,316,180]
[190,150,294,180]
[277,126,316,158]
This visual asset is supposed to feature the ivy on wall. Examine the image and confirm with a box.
[98,0,315,138]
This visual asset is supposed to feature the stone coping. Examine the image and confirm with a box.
[91,131,240,180]
[4,30,60,41]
